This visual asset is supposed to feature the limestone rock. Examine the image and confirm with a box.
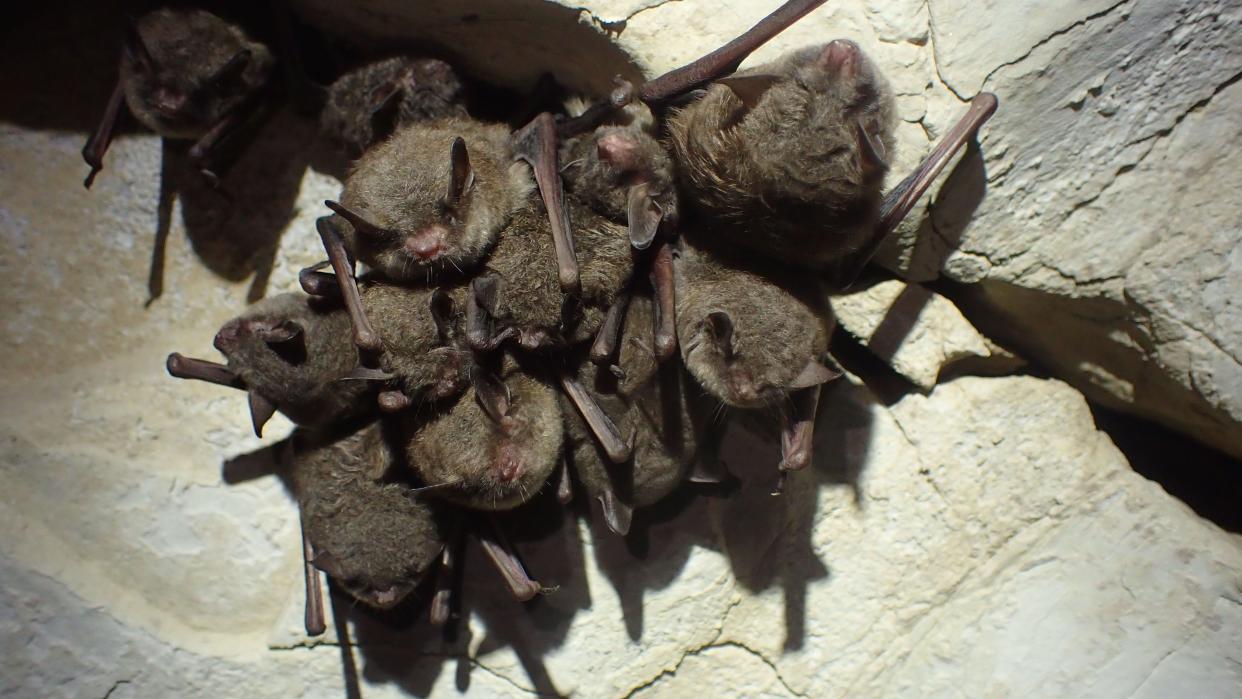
[831,279,1022,390]
[2,3,1240,698]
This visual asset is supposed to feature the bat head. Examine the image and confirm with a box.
[119,8,273,139]
[668,40,895,239]
[213,294,370,428]
[733,40,896,197]
[403,368,561,511]
[322,56,468,155]
[335,119,534,282]
[306,484,447,611]
[563,126,679,248]
[675,249,836,410]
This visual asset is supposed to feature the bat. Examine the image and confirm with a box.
[300,265,473,413]
[397,357,563,512]
[166,293,375,436]
[320,118,536,346]
[82,7,275,187]
[464,197,634,353]
[320,55,469,156]
[666,39,896,269]
[561,292,706,534]
[559,103,679,251]
[289,422,449,611]
[673,241,840,478]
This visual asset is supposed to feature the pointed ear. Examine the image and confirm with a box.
[428,289,455,344]
[257,319,303,346]
[123,21,154,73]
[704,311,734,358]
[211,49,252,91]
[789,360,841,389]
[448,136,475,206]
[474,372,512,425]
[368,85,403,144]
[717,73,780,112]
[854,118,888,176]
[310,550,342,577]
[626,183,664,250]
[247,390,277,437]
[322,202,386,239]
[599,490,633,536]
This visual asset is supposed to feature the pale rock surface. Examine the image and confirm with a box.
[2,2,1241,698]
[830,279,1022,390]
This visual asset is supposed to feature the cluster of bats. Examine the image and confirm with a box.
[83,1,996,635]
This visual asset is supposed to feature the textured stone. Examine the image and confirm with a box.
[2,2,1241,698]
[831,279,1022,390]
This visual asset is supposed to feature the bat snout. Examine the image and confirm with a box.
[819,39,860,76]
[213,319,244,353]
[405,226,448,260]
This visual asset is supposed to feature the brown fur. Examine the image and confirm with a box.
[666,42,896,268]
[561,125,678,229]
[673,239,834,408]
[337,118,534,281]
[321,56,468,156]
[563,294,702,509]
[120,8,273,140]
[359,278,471,404]
[289,422,447,609]
[399,359,563,510]
[481,197,634,349]
[213,293,375,427]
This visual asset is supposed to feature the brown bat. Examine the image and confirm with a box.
[668,39,999,278]
[166,293,375,437]
[666,39,896,268]
[82,7,275,187]
[560,103,678,251]
[299,265,474,413]
[398,358,563,512]
[319,118,536,348]
[673,241,839,477]
[320,55,469,156]
[465,197,634,353]
[561,293,707,534]
[289,422,449,611]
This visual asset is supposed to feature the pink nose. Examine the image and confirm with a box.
[597,132,644,173]
[405,226,446,260]
[819,39,859,75]
[494,443,525,483]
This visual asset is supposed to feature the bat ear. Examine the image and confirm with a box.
[626,183,664,250]
[717,73,780,113]
[854,119,888,177]
[448,136,475,206]
[428,288,456,344]
[256,319,304,346]
[368,84,404,144]
[704,311,734,358]
[473,371,512,426]
[789,360,841,389]
[211,49,252,92]
[247,390,277,437]
[322,202,386,239]
[599,489,633,536]
[310,550,342,577]
[122,20,155,74]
